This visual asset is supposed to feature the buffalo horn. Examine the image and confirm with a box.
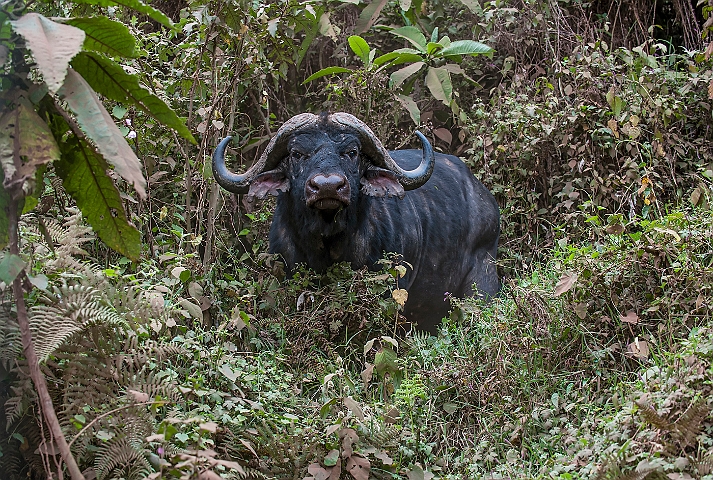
[329,112,435,190]
[212,113,319,194]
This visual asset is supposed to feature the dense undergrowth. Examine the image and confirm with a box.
[2,0,713,479]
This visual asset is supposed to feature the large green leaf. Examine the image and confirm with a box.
[303,66,353,84]
[0,254,26,284]
[373,50,423,67]
[10,13,85,94]
[457,0,483,14]
[425,66,452,105]
[57,68,147,199]
[71,0,173,29]
[55,136,141,260]
[390,62,424,89]
[64,17,137,58]
[0,100,61,195]
[355,0,388,34]
[348,35,371,66]
[426,42,444,55]
[71,52,195,143]
[388,26,427,53]
[439,40,493,57]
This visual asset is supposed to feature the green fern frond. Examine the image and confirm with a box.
[690,450,713,476]
[637,400,674,432]
[42,207,95,253]
[672,398,710,448]
[95,437,151,480]
[113,338,184,374]
[225,465,270,480]
[0,410,47,480]
[30,284,128,362]
[4,375,35,427]
[124,373,182,404]
[0,307,21,369]
[364,424,401,448]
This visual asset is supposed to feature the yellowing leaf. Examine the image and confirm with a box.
[390,62,424,89]
[0,101,60,196]
[11,13,85,93]
[654,227,681,242]
[392,288,408,307]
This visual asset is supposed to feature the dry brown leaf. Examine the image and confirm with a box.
[340,428,359,458]
[327,461,342,480]
[620,310,639,324]
[605,224,625,234]
[554,272,578,296]
[384,407,400,424]
[627,339,649,359]
[307,463,331,480]
[574,303,587,319]
[344,397,365,421]
[361,363,374,386]
[346,455,370,480]
[199,422,218,433]
[128,389,149,402]
[433,127,453,145]
[374,451,393,465]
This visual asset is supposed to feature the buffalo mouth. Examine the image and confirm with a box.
[313,198,347,211]
[307,197,348,224]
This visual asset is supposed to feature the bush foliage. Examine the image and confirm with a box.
[1,0,713,479]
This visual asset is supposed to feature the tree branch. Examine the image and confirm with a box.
[8,194,85,480]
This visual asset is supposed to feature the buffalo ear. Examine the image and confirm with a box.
[360,167,405,199]
[245,170,290,203]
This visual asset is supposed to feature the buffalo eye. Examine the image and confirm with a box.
[345,147,359,160]
[290,150,305,161]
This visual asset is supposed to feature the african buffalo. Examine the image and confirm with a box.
[212,112,499,333]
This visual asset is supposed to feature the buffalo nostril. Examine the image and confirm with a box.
[308,174,347,194]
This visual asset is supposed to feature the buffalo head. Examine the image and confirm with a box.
[212,113,434,237]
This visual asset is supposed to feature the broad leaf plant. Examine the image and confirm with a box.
[0,1,193,478]
[305,26,493,124]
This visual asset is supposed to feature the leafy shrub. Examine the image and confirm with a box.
[463,43,713,275]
